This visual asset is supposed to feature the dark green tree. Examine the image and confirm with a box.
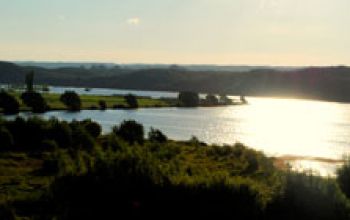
[113,120,144,145]
[204,94,219,106]
[178,91,200,107]
[98,100,107,110]
[20,91,49,113]
[124,94,138,108]
[0,91,20,115]
[60,91,81,111]
[25,71,35,92]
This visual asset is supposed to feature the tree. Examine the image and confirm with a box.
[60,91,81,111]
[98,100,107,110]
[204,94,219,106]
[113,120,144,145]
[124,94,138,108]
[20,91,49,113]
[178,91,200,107]
[25,71,35,92]
[219,94,232,105]
[0,91,20,115]
[148,127,167,143]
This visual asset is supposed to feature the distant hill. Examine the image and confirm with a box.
[2,61,350,102]
[14,61,300,72]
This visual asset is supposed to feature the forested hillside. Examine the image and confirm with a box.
[1,61,350,102]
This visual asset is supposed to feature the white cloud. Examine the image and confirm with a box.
[127,17,140,26]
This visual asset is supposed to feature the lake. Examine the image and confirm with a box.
[7,95,350,176]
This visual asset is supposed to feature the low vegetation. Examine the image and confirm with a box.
[0,117,349,219]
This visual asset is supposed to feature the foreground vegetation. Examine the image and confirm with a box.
[0,117,350,219]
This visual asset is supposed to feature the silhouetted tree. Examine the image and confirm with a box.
[124,94,138,108]
[148,127,167,143]
[25,71,34,92]
[0,91,20,115]
[60,91,81,111]
[98,100,107,110]
[21,91,49,113]
[113,120,144,145]
[178,91,199,107]
[204,94,219,106]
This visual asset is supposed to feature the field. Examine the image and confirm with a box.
[9,92,173,111]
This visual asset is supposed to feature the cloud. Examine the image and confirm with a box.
[127,17,140,26]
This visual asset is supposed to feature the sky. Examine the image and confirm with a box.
[0,0,349,66]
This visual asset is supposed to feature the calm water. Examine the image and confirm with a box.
[6,96,350,176]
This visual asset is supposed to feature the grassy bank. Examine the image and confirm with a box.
[9,92,173,111]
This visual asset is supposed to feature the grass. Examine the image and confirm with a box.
[9,92,173,111]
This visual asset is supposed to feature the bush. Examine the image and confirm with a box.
[337,157,350,199]
[48,119,73,149]
[20,91,49,113]
[113,120,144,145]
[81,119,102,138]
[148,127,167,143]
[0,127,14,150]
[178,91,199,107]
[60,91,81,111]
[71,123,95,151]
[0,91,19,115]
[124,94,138,108]
[266,172,350,220]
[40,139,58,152]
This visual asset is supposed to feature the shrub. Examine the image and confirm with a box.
[40,139,58,152]
[0,127,14,150]
[71,124,95,151]
[148,127,167,143]
[113,120,144,145]
[0,91,20,115]
[81,119,102,138]
[60,91,81,111]
[48,119,73,149]
[337,157,350,199]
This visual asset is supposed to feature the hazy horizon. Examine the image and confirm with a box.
[1,0,349,66]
